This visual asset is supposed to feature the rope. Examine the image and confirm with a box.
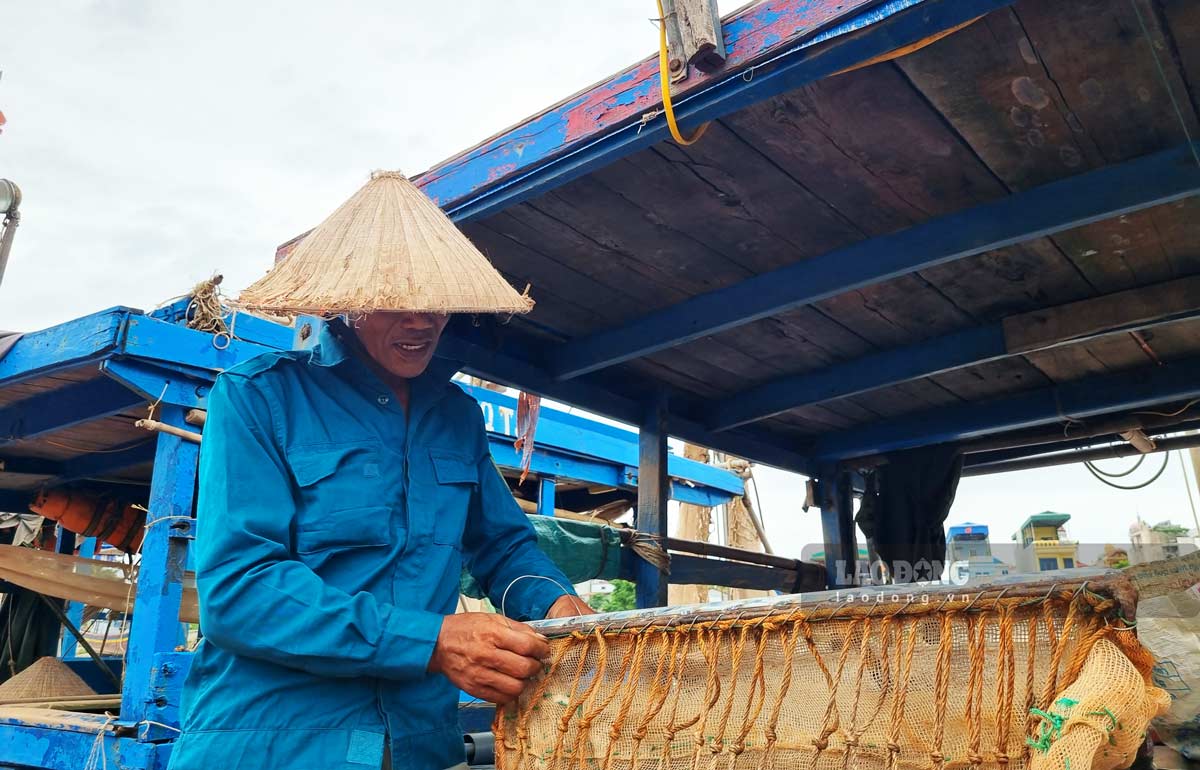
[654,0,710,146]
[502,585,1140,769]
[1084,451,1170,490]
[1129,0,1200,170]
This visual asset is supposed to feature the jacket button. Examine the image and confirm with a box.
[377,395,390,405]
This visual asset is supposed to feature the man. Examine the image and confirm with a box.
[170,171,592,770]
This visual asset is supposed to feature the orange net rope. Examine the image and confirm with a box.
[495,582,1169,770]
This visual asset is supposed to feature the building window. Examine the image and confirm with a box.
[1062,558,1074,569]
[1038,557,1058,571]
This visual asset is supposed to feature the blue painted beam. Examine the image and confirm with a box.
[150,296,295,351]
[420,0,1015,222]
[713,325,1005,431]
[816,464,857,588]
[464,383,744,497]
[101,359,213,410]
[635,396,669,609]
[552,143,1200,380]
[711,290,1200,430]
[438,329,814,474]
[812,355,1200,461]
[120,407,198,740]
[0,712,159,770]
[0,376,144,447]
[0,307,128,386]
[537,477,556,516]
[121,314,273,374]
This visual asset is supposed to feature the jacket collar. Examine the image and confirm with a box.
[307,317,461,405]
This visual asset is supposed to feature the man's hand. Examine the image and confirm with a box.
[545,594,596,619]
[428,613,549,705]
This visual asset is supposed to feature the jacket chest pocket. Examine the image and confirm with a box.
[426,449,477,547]
[287,441,394,556]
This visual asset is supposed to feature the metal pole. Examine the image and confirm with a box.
[963,433,1200,477]
[536,477,557,516]
[635,393,670,608]
[0,179,21,289]
[120,406,198,740]
[817,463,857,588]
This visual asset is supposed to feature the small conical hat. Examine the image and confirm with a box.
[0,657,98,701]
[238,171,533,316]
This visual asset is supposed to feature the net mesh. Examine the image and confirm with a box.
[495,589,1168,770]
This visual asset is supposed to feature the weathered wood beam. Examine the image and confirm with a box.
[663,0,726,77]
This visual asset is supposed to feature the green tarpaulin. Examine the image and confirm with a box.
[460,514,622,599]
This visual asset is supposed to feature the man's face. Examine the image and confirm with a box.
[353,312,450,380]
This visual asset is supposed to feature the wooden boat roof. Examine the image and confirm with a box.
[359,0,1200,474]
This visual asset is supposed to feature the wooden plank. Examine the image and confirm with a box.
[1022,344,1111,383]
[918,239,1096,322]
[1160,0,1200,109]
[1014,0,1200,163]
[896,2,1199,294]
[726,63,1097,326]
[642,125,864,273]
[1003,274,1200,353]
[723,65,1002,229]
[662,0,725,73]
[929,357,1050,401]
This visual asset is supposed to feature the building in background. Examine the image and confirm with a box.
[1129,519,1198,564]
[946,522,1012,583]
[1013,512,1079,574]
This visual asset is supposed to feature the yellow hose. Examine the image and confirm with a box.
[655,0,709,146]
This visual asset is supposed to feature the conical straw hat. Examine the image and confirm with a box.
[0,657,98,701]
[238,171,533,316]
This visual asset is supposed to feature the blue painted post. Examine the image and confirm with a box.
[55,528,78,659]
[58,536,96,659]
[120,406,198,740]
[816,464,857,589]
[635,395,669,609]
[537,477,556,516]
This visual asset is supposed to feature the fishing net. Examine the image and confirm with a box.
[495,575,1170,770]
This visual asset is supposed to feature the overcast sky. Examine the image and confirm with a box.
[3,2,1197,557]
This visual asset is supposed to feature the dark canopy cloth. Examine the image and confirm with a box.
[857,444,963,583]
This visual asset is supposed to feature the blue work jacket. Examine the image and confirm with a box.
[169,323,573,770]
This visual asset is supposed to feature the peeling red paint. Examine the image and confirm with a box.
[486,162,518,183]
[416,0,892,211]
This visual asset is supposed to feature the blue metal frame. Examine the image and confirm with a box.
[634,395,669,609]
[710,293,1200,431]
[59,536,96,659]
[422,0,1016,223]
[0,308,128,385]
[463,384,742,506]
[551,143,1200,380]
[119,407,198,743]
[438,328,815,473]
[812,354,1200,461]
